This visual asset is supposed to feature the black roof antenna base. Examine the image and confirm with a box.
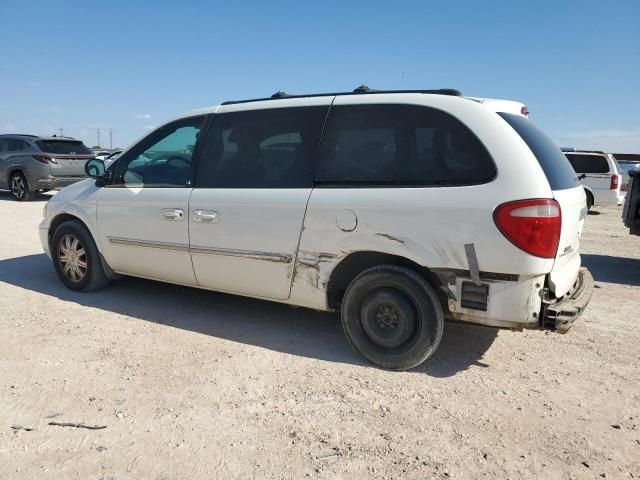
[271,91,290,99]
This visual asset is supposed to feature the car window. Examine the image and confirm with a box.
[113,116,205,187]
[195,106,328,188]
[36,140,91,155]
[315,104,496,186]
[5,139,31,152]
[0,139,7,153]
[498,113,578,190]
[565,154,610,174]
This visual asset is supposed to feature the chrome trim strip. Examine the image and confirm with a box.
[190,245,292,263]
[108,237,190,252]
[107,237,292,263]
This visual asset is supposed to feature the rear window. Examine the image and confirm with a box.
[499,113,578,190]
[36,140,92,155]
[565,154,610,174]
[316,104,496,186]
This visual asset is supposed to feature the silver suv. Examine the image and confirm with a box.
[0,134,94,201]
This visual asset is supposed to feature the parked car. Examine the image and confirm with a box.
[39,87,593,370]
[622,170,640,235]
[562,149,624,210]
[103,150,123,167]
[617,160,640,190]
[92,150,111,160]
[0,134,94,201]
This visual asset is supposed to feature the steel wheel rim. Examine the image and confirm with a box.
[360,288,417,350]
[57,234,88,282]
[11,176,25,199]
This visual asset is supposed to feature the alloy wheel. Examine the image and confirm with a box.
[11,175,26,200]
[57,234,88,282]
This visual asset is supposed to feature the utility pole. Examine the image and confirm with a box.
[58,128,64,137]
[109,129,113,149]
[96,129,101,148]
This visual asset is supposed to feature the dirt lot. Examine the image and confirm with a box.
[0,191,638,480]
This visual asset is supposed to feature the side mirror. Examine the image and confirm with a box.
[85,158,112,186]
[85,158,106,177]
[578,173,587,180]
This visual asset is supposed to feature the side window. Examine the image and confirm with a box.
[6,139,30,152]
[113,116,205,187]
[566,154,610,174]
[0,140,6,153]
[195,106,328,188]
[315,104,496,186]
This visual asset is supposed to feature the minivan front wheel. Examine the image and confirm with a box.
[10,172,34,201]
[51,220,110,292]
[341,265,444,370]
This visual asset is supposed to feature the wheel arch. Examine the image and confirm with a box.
[48,211,118,280]
[7,166,26,185]
[48,213,87,250]
[325,251,445,310]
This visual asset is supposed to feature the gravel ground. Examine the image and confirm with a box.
[0,191,638,480]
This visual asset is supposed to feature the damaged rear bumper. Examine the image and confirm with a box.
[542,267,594,333]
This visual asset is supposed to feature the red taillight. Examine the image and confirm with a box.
[610,174,619,190]
[493,199,562,259]
[32,155,57,164]
[520,105,529,117]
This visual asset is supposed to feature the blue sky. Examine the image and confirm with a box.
[1,0,638,151]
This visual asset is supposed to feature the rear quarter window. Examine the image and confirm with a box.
[499,113,578,190]
[565,154,610,174]
[315,104,496,187]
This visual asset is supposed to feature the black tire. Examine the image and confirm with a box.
[51,220,110,292]
[341,265,444,370]
[585,189,594,212]
[10,172,34,201]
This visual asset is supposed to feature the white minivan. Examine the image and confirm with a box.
[40,87,593,370]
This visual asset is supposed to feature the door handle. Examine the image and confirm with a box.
[161,208,184,221]
[192,209,219,224]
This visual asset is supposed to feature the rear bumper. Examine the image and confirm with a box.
[594,189,624,206]
[542,267,593,333]
[36,175,87,189]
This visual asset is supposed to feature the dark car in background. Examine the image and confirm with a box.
[0,134,94,201]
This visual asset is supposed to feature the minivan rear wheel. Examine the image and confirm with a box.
[51,220,110,292]
[10,172,34,201]
[341,265,444,370]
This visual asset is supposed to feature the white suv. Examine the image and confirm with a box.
[563,149,624,210]
[40,87,593,370]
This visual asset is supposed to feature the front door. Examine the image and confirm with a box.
[96,115,206,285]
[188,103,330,299]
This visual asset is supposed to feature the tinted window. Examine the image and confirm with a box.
[196,106,328,188]
[36,140,91,155]
[499,113,578,190]
[315,104,496,186]
[565,154,610,174]
[113,116,205,187]
[3,139,31,152]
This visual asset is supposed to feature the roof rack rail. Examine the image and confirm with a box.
[221,85,461,105]
[0,133,38,138]
[562,148,606,154]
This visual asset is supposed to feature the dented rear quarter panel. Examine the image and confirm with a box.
[289,95,560,318]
